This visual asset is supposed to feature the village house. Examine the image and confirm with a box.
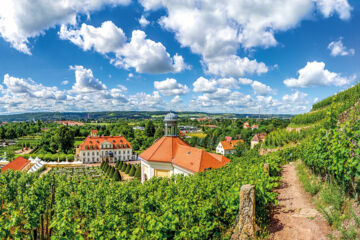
[216,136,244,155]
[251,133,267,149]
[243,121,250,129]
[76,133,134,163]
[1,156,31,172]
[139,113,230,182]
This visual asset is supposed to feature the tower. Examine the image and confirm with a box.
[164,112,178,136]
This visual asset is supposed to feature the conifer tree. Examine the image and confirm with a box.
[114,169,121,181]
[125,164,131,174]
[129,165,135,176]
[134,166,141,179]
[121,163,127,172]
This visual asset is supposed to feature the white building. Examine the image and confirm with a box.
[139,112,230,182]
[216,138,244,155]
[76,135,134,163]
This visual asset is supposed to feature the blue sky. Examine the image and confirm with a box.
[0,0,359,114]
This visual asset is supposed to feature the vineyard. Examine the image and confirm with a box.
[0,147,291,239]
[262,127,315,149]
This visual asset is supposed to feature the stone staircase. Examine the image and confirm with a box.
[28,161,44,173]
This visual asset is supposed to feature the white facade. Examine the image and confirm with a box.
[216,142,235,155]
[140,158,193,182]
[79,140,133,163]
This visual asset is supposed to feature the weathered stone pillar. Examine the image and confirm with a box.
[231,184,256,240]
[264,163,270,176]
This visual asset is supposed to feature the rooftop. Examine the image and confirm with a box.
[2,156,30,172]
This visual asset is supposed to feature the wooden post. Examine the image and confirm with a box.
[264,163,270,176]
[231,184,256,240]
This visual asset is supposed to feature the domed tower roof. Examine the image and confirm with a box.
[164,112,178,122]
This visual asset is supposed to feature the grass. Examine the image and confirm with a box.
[296,161,360,239]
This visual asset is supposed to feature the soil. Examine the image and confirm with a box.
[268,162,331,240]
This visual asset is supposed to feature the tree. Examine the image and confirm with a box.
[235,143,247,157]
[54,126,75,154]
[110,167,116,178]
[154,126,164,139]
[134,167,141,179]
[145,120,156,137]
[129,165,135,176]
[118,161,123,169]
[113,170,122,181]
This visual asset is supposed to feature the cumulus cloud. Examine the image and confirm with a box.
[60,22,188,74]
[316,0,352,20]
[59,21,127,54]
[129,91,164,109]
[140,0,352,78]
[217,77,239,89]
[284,61,355,88]
[70,65,107,93]
[170,95,182,104]
[0,0,130,54]
[61,80,69,85]
[154,78,190,96]
[282,91,308,103]
[192,77,217,93]
[239,78,254,85]
[204,55,268,77]
[328,38,355,56]
[139,15,150,27]
[251,81,273,96]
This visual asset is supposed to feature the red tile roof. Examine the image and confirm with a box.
[220,139,244,150]
[2,156,30,172]
[91,130,98,133]
[79,136,131,150]
[139,136,230,173]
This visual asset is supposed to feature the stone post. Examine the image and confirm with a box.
[264,163,270,176]
[231,184,256,240]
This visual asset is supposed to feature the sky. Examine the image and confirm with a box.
[0,0,359,115]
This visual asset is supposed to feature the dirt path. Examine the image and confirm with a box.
[269,162,331,240]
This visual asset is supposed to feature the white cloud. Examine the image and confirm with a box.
[192,77,217,93]
[129,91,164,109]
[60,22,188,74]
[70,65,107,93]
[154,78,190,96]
[139,15,150,27]
[170,95,182,104]
[61,80,69,85]
[140,0,352,78]
[284,61,355,88]
[316,0,352,20]
[328,38,355,56]
[251,81,273,96]
[239,78,253,85]
[59,21,127,54]
[0,0,130,54]
[282,91,308,103]
[217,77,239,89]
[204,55,268,77]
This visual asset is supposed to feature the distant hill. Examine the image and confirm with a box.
[0,111,293,122]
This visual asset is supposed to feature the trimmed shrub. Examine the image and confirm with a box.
[134,167,141,179]
[115,161,120,169]
[129,165,135,177]
[113,170,121,181]
[119,161,123,169]
[110,167,115,178]
[125,164,131,174]
[121,163,127,172]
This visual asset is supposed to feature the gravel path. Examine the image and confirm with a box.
[269,162,331,240]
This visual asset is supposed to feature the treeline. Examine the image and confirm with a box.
[0,121,44,139]
[0,146,295,239]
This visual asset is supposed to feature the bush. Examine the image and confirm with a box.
[129,165,135,177]
[118,161,123,169]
